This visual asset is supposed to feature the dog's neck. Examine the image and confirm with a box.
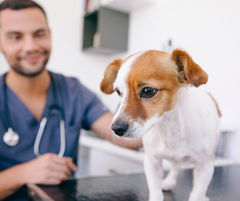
[156,87,191,140]
[162,87,189,120]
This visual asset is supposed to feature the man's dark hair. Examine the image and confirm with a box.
[0,0,47,19]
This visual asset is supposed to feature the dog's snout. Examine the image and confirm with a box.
[111,123,129,136]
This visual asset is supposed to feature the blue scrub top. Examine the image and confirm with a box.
[0,71,109,171]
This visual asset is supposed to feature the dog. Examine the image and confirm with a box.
[100,49,220,201]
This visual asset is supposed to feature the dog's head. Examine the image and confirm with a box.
[100,49,208,138]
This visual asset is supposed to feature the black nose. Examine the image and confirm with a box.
[111,123,129,136]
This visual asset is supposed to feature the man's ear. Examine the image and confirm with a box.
[48,28,51,39]
[100,58,122,94]
[171,49,208,87]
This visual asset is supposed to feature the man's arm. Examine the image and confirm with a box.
[0,153,77,200]
[0,164,26,200]
[91,112,143,149]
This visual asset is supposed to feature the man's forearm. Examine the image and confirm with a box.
[0,164,25,200]
[106,132,143,150]
[91,112,143,150]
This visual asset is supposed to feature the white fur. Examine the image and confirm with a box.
[114,81,219,201]
[111,49,219,201]
[143,87,219,201]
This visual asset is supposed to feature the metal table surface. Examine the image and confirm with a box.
[5,165,240,201]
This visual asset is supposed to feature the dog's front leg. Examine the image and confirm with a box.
[144,154,164,201]
[162,162,180,191]
[188,161,214,201]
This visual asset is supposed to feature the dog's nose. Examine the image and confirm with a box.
[111,123,129,136]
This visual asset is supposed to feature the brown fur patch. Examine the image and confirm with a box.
[171,49,208,87]
[123,50,180,122]
[100,58,122,94]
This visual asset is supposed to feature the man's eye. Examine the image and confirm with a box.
[36,33,45,38]
[115,88,122,97]
[10,35,20,41]
[140,87,158,98]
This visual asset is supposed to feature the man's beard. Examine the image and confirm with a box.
[12,57,49,77]
[10,50,50,77]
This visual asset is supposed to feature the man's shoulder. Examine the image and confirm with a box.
[49,71,83,91]
[50,71,79,84]
[49,71,95,101]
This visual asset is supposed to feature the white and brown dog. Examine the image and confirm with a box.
[100,49,220,201]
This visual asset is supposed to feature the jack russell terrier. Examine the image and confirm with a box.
[100,49,220,201]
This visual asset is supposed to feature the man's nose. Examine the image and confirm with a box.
[111,123,129,137]
[23,36,38,52]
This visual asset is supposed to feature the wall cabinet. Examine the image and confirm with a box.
[82,7,129,55]
[82,0,155,55]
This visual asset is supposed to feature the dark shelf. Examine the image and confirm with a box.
[82,7,129,55]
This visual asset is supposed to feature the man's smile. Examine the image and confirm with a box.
[18,52,47,64]
[21,54,43,63]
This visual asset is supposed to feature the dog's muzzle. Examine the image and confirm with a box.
[111,123,129,137]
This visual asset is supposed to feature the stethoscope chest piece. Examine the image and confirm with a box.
[3,128,20,146]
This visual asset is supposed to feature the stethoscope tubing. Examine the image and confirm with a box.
[2,72,66,157]
[2,74,13,132]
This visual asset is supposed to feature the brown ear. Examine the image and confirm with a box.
[171,49,208,87]
[100,58,122,94]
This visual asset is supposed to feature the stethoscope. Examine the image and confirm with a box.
[2,72,66,157]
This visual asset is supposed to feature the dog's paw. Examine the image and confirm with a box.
[149,198,164,201]
[149,200,163,201]
[161,179,176,191]
[189,195,210,201]
[203,196,210,201]
[149,193,164,201]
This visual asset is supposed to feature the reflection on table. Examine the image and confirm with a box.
[25,165,240,201]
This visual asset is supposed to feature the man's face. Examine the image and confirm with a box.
[0,8,51,77]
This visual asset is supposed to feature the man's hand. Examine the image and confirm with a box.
[21,153,77,185]
[0,153,77,200]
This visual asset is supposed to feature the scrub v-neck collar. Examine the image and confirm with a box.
[2,72,53,124]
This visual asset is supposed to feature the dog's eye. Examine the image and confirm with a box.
[141,87,158,98]
[115,88,122,97]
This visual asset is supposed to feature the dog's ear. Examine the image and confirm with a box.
[171,49,208,87]
[100,58,122,94]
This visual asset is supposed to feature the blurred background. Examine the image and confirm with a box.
[0,0,239,176]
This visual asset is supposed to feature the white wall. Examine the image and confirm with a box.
[0,0,239,162]
[128,0,240,161]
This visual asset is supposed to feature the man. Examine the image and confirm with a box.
[0,0,142,199]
